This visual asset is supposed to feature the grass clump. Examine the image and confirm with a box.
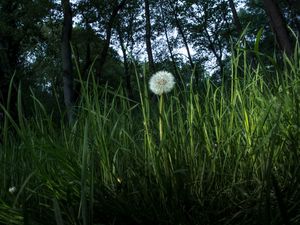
[0,46,300,225]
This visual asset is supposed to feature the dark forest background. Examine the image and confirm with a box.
[1,1,300,224]
[0,0,299,122]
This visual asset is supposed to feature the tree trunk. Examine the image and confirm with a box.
[174,12,194,71]
[228,0,242,34]
[169,1,198,82]
[117,25,132,97]
[97,0,128,78]
[62,0,75,124]
[159,4,179,79]
[263,0,293,56]
[205,26,224,75]
[145,0,155,74]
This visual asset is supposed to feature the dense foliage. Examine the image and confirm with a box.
[0,0,300,224]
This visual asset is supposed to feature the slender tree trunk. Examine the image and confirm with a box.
[204,26,224,75]
[73,23,92,104]
[145,0,155,74]
[97,0,128,78]
[169,1,198,83]
[228,0,242,34]
[226,0,257,71]
[62,0,75,124]
[117,25,132,97]
[159,4,179,78]
[174,12,194,70]
[263,0,293,56]
[81,23,92,77]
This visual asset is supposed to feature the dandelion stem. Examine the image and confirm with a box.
[159,94,164,142]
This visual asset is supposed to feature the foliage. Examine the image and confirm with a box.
[1,44,300,224]
[0,1,300,223]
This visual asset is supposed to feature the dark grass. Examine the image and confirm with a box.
[1,46,300,225]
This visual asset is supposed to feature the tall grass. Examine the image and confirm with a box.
[0,45,300,225]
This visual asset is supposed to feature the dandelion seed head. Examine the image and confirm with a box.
[9,186,16,194]
[149,71,175,95]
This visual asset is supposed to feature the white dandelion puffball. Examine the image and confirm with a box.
[9,186,16,194]
[149,71,175,95]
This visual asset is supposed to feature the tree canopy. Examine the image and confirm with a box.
[0,0,299,121]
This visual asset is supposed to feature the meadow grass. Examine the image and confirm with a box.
[0,46,300,225]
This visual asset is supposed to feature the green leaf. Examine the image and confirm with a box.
[254,28,264,53]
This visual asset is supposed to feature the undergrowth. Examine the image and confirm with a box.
[0,45,300,225]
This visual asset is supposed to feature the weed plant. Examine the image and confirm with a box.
[0,45,300,225]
